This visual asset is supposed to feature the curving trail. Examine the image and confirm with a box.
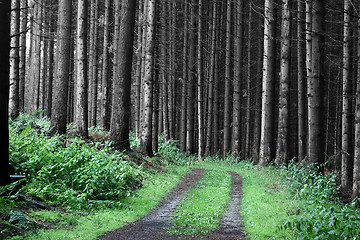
[99,169,247,240]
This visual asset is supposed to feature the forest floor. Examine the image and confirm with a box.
[100,168,247,240]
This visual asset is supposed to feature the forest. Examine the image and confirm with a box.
[1,0,360,239]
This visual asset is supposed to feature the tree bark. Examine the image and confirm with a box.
[297,0,307,161]
[51,0,72,134]
[341,0,353,191]
[110,0,137,151]
[353,13,360,199]
[232,0,243,157]
[9,0,20,120]
[0,0,10,186]
[307,0,325,166]
[186,0,196,155]
[139,0,155,156]
[223,0,232,156]
[259,0,276,166]
[197,0,204,157]
[75,0,89,138]
[275,0,291,165]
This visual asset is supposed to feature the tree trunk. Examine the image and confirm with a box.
[297,0,307,161]
[307,0,325,166]
[353,13,360,199]
[28,3,42,113]
[197,0,204,157]
[19,0,27,113]
[75,0,89,138]
[100,0,112,130]
[341,0,353,191]
[259,0,276,166]
[223,0,232,156]
[0,0,10,186]
[205,0,217,155]
[186,0,196,155]
[110,0,137,151]
[275,0,291,165]
[232,0,243,156]
[0,0,11,186]
[139,0,155,156]
[51,0,72,134]
[180,0,188,152]
[89,0,99,127]
[9,0,20,120]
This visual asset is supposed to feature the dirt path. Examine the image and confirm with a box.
[100,169,247,240]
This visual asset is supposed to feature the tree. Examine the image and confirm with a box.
[205,0,218,155]
[297,0,307,161]
[223,0,232,156]
[341,0,352,191]
[275,0,291,165]
[259,0,276,166]
[307,0,325,166]
[75,0,89,137]
[139,0,155,156]
[197,0,204,157]
[110,0,137,151]
[353,12,360,199]
[9,0,20,120]
[0,0,11,186]
[186,0,196,155]
[51,0,72,134]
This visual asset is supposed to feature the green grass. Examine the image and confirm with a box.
[191,158,300,239]
[168,170,232,236]
[25,166,190,240]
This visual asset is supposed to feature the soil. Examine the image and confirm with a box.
[100,169,247,240]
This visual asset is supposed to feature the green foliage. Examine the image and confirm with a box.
[168,170,232,236]
[281,161,360,239]
[157,136,189,165]
[9,115,143,210]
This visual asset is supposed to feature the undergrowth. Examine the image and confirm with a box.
[280,161,360,239]
[9,113,143,210]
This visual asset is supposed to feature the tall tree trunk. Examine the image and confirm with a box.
[353,13,360,199]
[186,0,196,155]
[89,0,99,127]
[75,0,89,137]
[197,0,204,157]
[180,0,188,152]
[232,0,243,156]
[110,0,137,151]
[275,0,291,165]
[28,3,42,113]
[341,0,353,191]
[19,0,27,113]
[51,0,72,134]
[0,0,10,186]
[139,0,155,156]
[244,4,251,159]
[259,0,276,166]
[297,0,307,161]
[101,0,112,130]
[307,0,325,166]
[9,0,20,120]
[205,0,217,155]
[223,0,232,156]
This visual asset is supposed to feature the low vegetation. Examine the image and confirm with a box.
[1,114,360,239]
[168,170,232,236]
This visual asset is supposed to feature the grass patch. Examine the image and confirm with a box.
[192,158,299,239]
[168,170,232,236]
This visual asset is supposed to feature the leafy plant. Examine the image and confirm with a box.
[280,161,360,239]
